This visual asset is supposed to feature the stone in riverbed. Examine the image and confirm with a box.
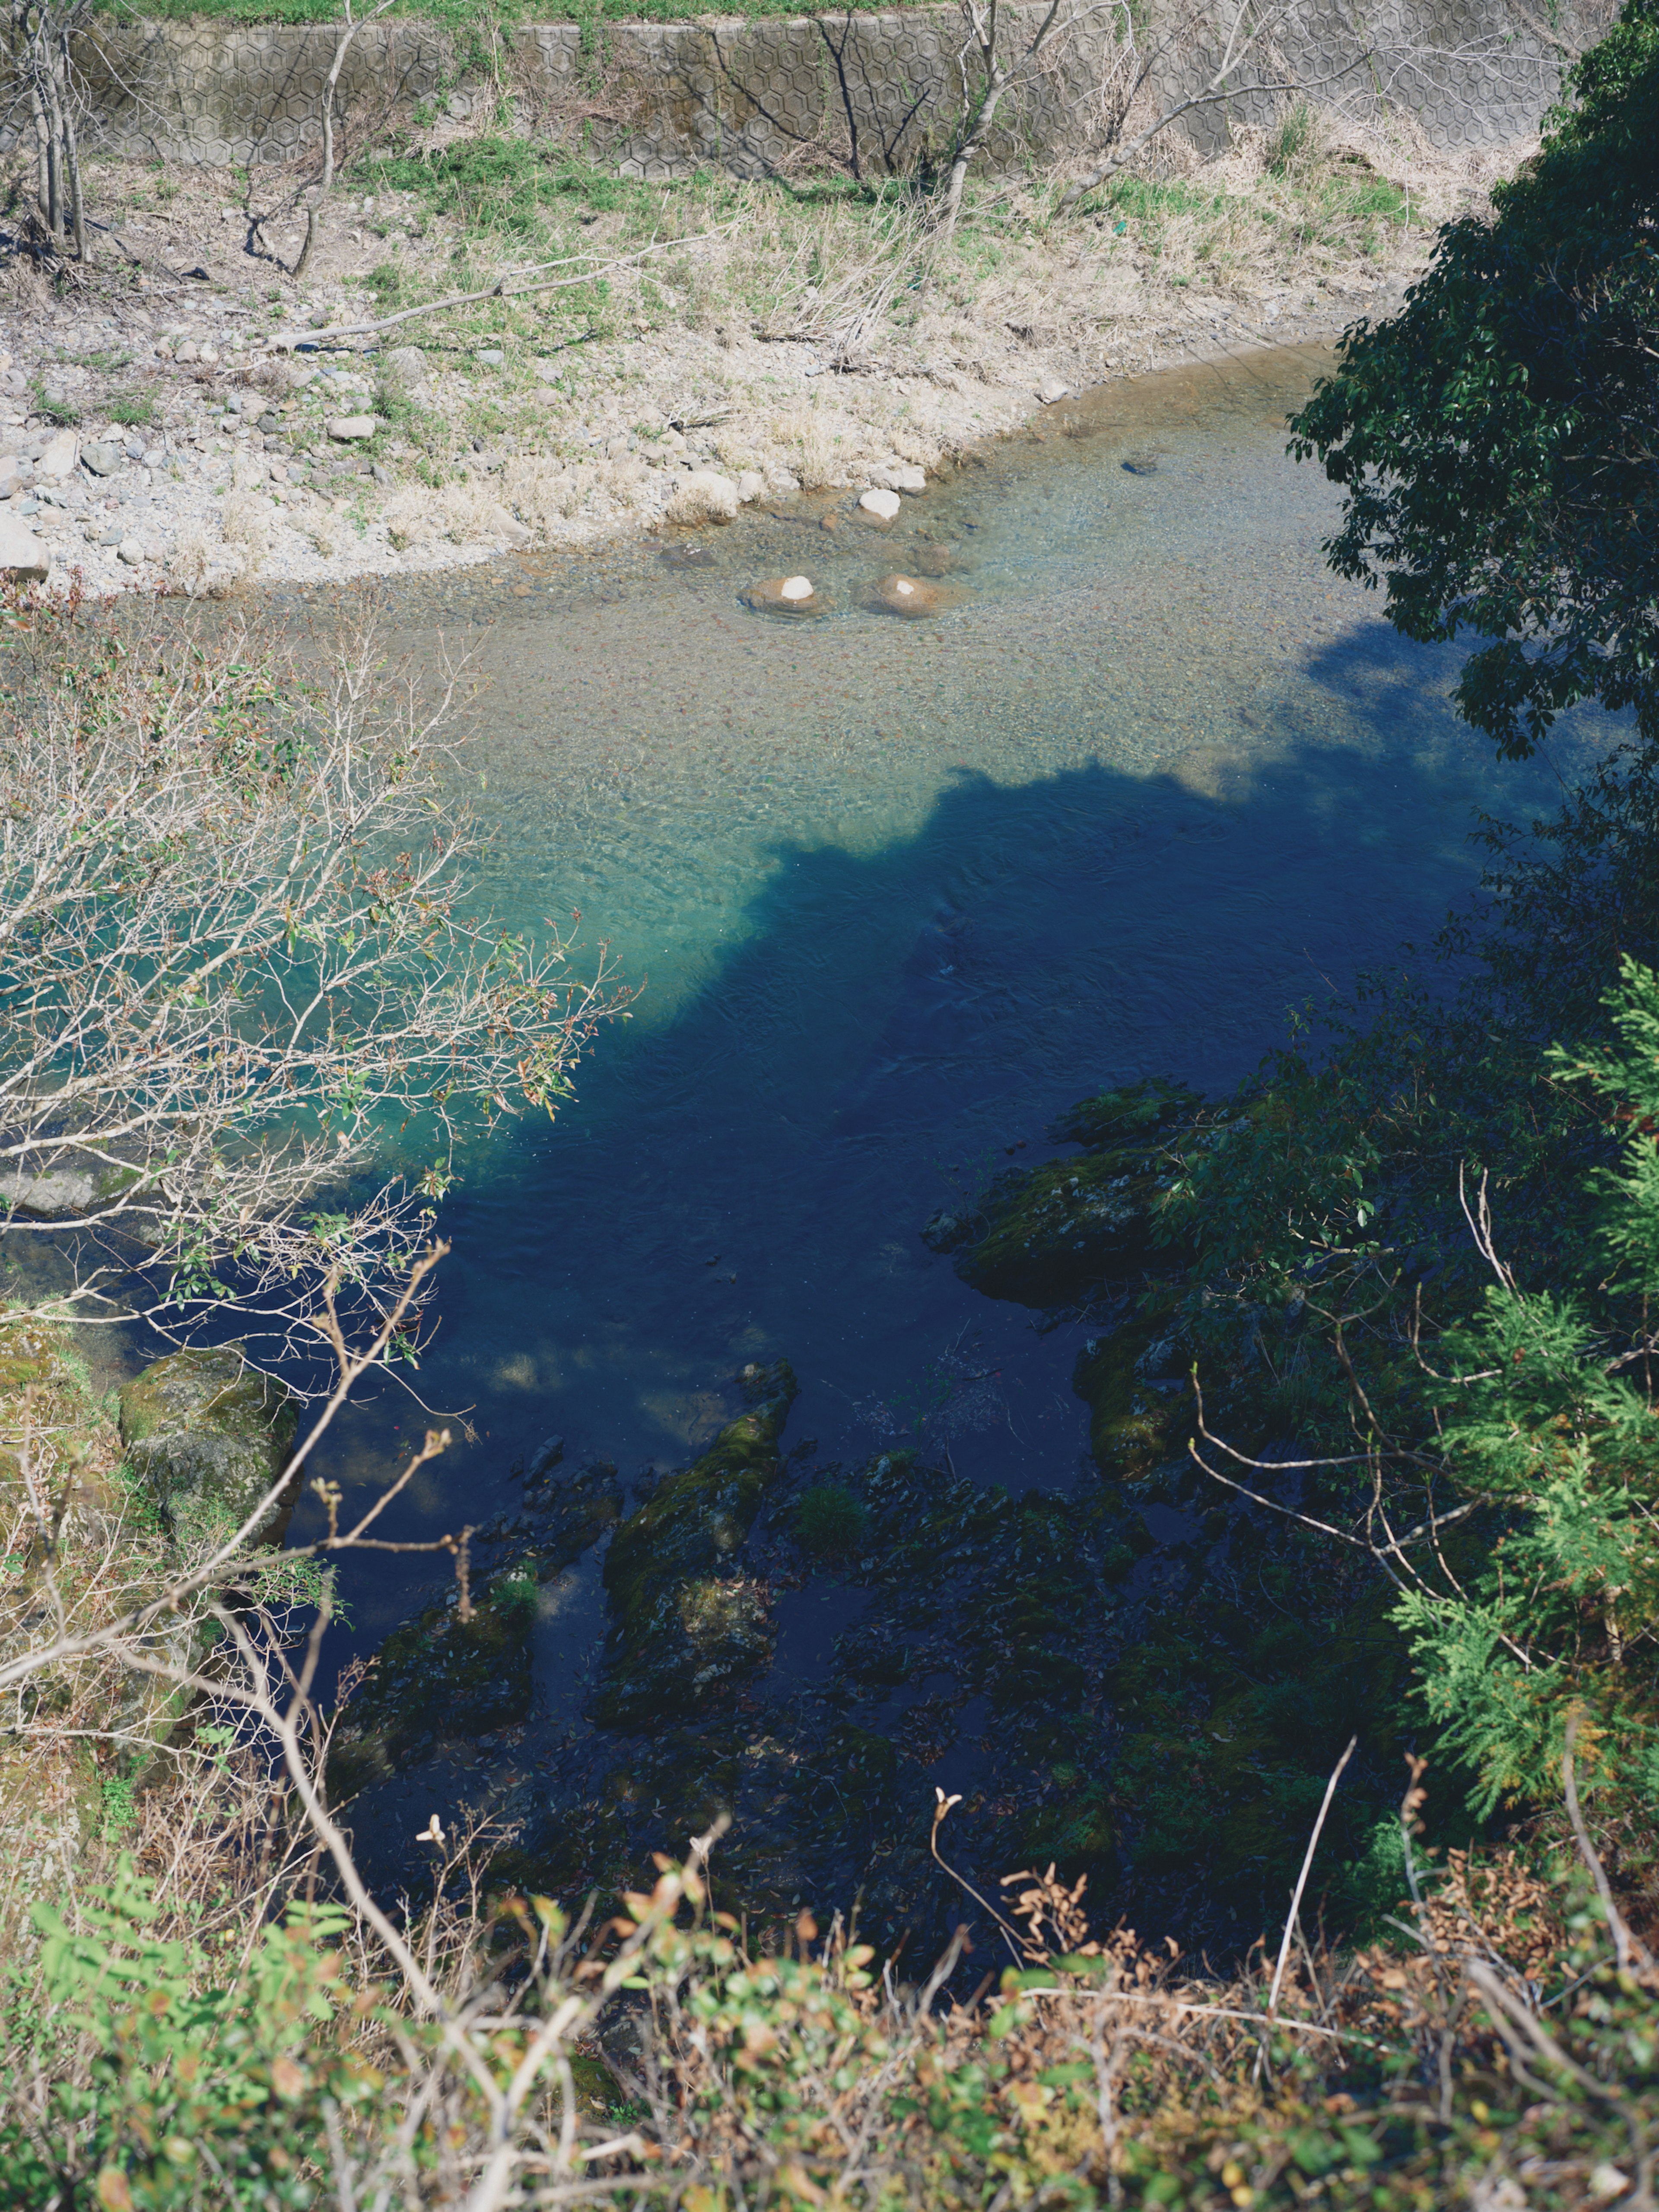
[0,512,49,578]
[741,574,820,613]
[1037,373,1072,403]
[38,430,77,480]
[858,487,901,523]
[81,442,123,477]
[327,414,379,442]
[117,539,145,565]
[118,1342,299,1544]
[876,572,944,616]
[380,345,428,393]
[871,462,927,493]
[737,470,765,503]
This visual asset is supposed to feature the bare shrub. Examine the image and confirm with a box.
[219,485,272,570]
[0,602,627,1363]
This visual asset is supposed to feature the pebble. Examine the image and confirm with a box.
[327,415,379,442]
[858,487,901,522]
[117,539,144,565]
[1037,373,1071,403]
[737,470,766,503]
[82,442,123,477]
[382,345,428,389]
[474,349,504,367]
[886,463,928,493]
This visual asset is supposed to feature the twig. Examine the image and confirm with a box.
[1268,1736,1356,2017]
[1563,1708,1653,1975]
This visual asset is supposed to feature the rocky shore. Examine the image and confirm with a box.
[0,118,1496,603]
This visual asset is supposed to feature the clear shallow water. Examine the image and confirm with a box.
[289,344,1604,1646]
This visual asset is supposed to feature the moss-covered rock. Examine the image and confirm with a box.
[330,1566,540,1796]
[118,1342,299,1544]
[1071,1307,1186,1484]
[922,1081,1204,1306]
[591,1361,798,1731]
[330,1462,623,1796]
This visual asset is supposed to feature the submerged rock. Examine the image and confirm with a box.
[923,1079,1204,1305]
[875,573,943,616]
[118,1342,299,1544]
[329,1460,623,1795]
[591,1359,798,1730]
[741,575,820,614]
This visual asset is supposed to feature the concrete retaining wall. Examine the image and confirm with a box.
[56,2,1582,180]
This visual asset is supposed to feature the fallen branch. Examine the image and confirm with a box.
[269,224,741,349]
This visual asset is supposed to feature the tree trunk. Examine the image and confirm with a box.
[59,33,86,260]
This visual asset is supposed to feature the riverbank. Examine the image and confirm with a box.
[0,110,1515,600]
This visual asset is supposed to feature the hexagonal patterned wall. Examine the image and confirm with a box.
[49,2,1590,178]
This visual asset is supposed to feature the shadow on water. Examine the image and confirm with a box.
[292,711,1600,1648]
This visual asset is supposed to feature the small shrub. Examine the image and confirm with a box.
[105,391,155,428]
[795,1482,868,1559]
[1266,98,1316,175]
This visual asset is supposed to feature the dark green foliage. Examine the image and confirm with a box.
[794,1482,868,1559]
[1290,0,1659,756]
[1394,956,1659,1826]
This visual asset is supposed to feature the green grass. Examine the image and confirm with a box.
[106,390,156,426]
[365,137,701,241]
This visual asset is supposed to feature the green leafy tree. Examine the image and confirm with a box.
[1397,956,1659,1820]
[1289,0,1659,758]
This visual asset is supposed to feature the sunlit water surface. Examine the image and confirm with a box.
[283,345,1604,1653]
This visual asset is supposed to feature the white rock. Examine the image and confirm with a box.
[175,339,200,364]
[669,469,740,522]
[117,538,145,565]
[0,456,18,496]
[0,511,48,578]
[780,575,813,601]
[858,487,901,521]
[737,470,766,504]
[381,345,428,390]
[0,1167,95,1218]
[867,458,928,492]
[1037,373,1071,404]
[327,415,379,442]
[38,429,77,479]
[893,578,915,597]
